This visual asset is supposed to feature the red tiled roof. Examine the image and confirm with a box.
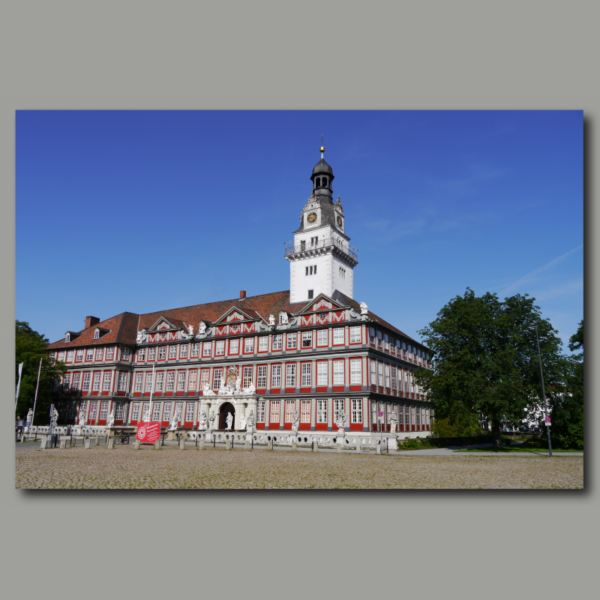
[47,312,140,350]
[332,291,420,346]
[48,289,423,350]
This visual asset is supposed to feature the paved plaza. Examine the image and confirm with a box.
[15,442,583,489]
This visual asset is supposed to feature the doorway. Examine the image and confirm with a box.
[219,402,235,430]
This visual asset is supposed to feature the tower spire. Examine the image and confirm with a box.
[320,134,325,160]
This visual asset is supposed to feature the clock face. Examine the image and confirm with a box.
[307,212,318,224]
[337,216,343,228]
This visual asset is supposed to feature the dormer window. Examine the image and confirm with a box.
[94,329,100,340]
[65,333,71,343]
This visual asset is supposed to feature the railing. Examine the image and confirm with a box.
[285,238,358,262]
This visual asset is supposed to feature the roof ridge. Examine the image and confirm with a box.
[140,290,291,317]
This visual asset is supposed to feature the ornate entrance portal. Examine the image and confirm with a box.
[219,402,235,430]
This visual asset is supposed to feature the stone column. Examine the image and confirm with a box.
[279,398,284,430]
[264,398,270,430]
[327,398,332,431]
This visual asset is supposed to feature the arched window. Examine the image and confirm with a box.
[322,177,327,188]
[316,177,321,188]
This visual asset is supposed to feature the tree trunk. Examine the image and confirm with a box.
[491,421,502,448]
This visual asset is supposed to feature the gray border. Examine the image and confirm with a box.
[2,1,597,598]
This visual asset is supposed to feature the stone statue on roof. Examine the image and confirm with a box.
[269,314,275,326]
[199,321,206,335]
[280,313,289,325]
[136,329,147,344]
[187,324,194,336]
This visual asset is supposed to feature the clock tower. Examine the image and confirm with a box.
[286,145,358,303]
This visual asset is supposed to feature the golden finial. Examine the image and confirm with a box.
[320,134,325,157]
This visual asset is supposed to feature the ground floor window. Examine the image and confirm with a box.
[270,400,280,423]
[257,400,265,423]
[334,398,345,419]
[186,403,194,422]
[301,400,311,423]
[100,401,108,420]
[152,403,161,421]
[163,402,172,422]
[132,402,140,421]
[115,402,124,420]
[351,399,362,423]
[398,404,404,426]
[89,401,98,420]
[285,400,295,422]
[317,399,327,423]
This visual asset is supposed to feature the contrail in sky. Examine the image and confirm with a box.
[502,244,583,295]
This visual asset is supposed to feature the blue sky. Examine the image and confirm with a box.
[16,110,583,351]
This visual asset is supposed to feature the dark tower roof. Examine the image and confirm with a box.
[311,158,333,176]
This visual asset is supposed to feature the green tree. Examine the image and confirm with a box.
[414,289,565,448]
[547,320,584,449]
[15,321,66,425]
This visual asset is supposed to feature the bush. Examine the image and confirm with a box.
[399,437,433,450]
[431,416,484,438]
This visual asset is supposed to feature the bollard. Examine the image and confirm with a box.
[40,436,48,450]
[154,440,161,450]
[376,442,381,455]
[179,437,186,450]
[291,441,297,451]
[107,438,115,450]
[336,443,343,453]
[244,441,250,451]
[356,440,361,454]
[134,439,141,450]
[93,436,99,447]
[84,438,91,450]
[198,437,205,450]
[267,438,274,450]
[313,440,318,451]
[60,438,67,449]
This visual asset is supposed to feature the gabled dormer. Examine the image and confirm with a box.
[64,331,81,343]
[213,306,256,326]
[93,328,110,340]
[147,316,184,333]
[296,292,344,314]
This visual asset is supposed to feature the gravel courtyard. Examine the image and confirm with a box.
[15,445,584,489]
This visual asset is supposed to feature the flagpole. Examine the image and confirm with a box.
[15,362,24,410]
[148,363,156,422]
[31,358,43,426]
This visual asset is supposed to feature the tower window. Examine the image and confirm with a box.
[339,267,346,278]
[316,177,321,188]
[301,240,306,251]
[308,290,314,299]
[323,177,327,188]
[311,236,318,246]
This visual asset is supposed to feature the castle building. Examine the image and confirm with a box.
[47,146,433,437]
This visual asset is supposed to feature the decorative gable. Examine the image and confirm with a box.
[298,293,344,315]
[226,312,244,322]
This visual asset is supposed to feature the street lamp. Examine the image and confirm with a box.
[533,323,553,457]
